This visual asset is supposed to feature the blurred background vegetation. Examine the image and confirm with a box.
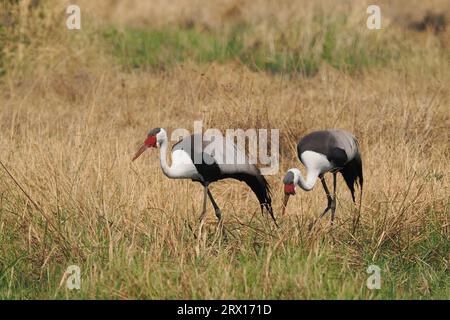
[1,0,449,78]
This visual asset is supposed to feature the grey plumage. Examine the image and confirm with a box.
[147,127,161,136]
[297,129,359,167]
[298,129,363,200]
[283,171,295,184]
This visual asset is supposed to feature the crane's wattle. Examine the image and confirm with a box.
[284,183,295,195]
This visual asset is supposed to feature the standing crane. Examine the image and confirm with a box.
[282,129,363,222]
[132,128,277,227]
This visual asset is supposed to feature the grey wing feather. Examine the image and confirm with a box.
[172,134,259,175]
[212,136,259,175]
[298,129,360,165]
[328,129,360,162]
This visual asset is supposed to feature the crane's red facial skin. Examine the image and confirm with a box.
[144,135,157,148]
[132,136,157,161]
[284,183,296,195]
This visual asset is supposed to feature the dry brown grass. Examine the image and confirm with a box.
[0,0,448,299]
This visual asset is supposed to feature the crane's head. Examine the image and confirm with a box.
[132,128,164,161]
[281,168,300,215]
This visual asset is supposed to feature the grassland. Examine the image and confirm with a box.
[0,0,449,299]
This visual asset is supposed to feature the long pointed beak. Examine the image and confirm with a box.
[281,194,290,216]
[132,144,148,162]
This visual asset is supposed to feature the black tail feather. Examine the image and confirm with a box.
[339,155,363,202]
[228,172,277,226]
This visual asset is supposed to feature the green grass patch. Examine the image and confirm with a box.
[102,23,399,76]
[1,217,448,299]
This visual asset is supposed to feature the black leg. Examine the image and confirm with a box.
[207,189,222,222]
[319,174,333,218]
[207,189,227,239]
[331,172,337,223]
[308,174,331,231]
